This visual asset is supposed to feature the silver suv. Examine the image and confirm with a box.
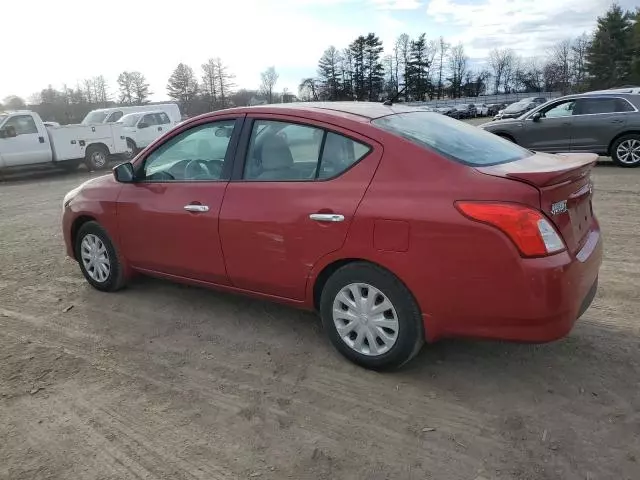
[481,93,640,167]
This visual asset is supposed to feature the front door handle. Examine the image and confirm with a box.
[38,136,45,143]
[611,119,624,124]
[184,204,209,213]
[158,127,162,131]
[309,213,344,222]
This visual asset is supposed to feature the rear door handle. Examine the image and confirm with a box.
[309,213,344,222]
[611,119,624,124]
[184,204,209,213]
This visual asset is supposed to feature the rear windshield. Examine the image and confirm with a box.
[82,111,108,124]
[372,112,531,166]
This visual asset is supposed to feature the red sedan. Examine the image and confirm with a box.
[62,103,602,369]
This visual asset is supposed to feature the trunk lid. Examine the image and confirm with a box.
[476,152,598,254]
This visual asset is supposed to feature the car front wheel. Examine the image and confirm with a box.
[75,221,127,292]
[611,134,640,167]
[320,262,424,370]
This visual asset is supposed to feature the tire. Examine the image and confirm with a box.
[84,145,109,171]
[58,159,80,172]
[74,221,127,292]
[124,138,137,160]
[320,262,424,370]
[611,134,640,168]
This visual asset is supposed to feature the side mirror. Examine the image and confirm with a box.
[138,122,149,129]
[0,126,17,138]
[113,162,135,183]
[532,112,542,122]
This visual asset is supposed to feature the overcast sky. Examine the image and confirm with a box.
[1,0,636,103]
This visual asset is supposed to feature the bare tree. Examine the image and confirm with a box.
[447,43,468,98]
[201,59,218,110]
[571,34,590,91]
[549,39,572,94]
[214,58,235,107]
[260,66,279,103]
[395,33,411,92]
[92,76,110,106]
[117,72,135,105]
[298,78,319,101]
[489,48,515,94]
[131,72,151,105]
[436,37,449,99]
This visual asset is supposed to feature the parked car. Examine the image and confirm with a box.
[62,103,602,369]
[493,100,538,120]
[486,103,506,116]
[82,104,181,125]
[476,104,489,116]
[117,110,175,158]
[452,104,477,118]
[481,93,640,167]
[0,110,128,171]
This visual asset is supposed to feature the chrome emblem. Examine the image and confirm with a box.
[551,200,568,215]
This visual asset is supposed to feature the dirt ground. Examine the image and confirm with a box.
[0,164,639,480]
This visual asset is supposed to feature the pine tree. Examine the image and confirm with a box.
[630,8,640,84]
[318,46,343,100]
[349,36,367,100]
[131,72,151,105]
[586,4,633,89]
[167,63,198,114]
[407,34,432,101]
[363,33,384,101]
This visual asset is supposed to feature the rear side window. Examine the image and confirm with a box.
[372,112,531,166]
[575,97,635,115]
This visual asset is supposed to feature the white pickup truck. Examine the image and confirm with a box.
[0,110,128,171]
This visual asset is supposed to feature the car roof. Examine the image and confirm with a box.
[218,102,424,121]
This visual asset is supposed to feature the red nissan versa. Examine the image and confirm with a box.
[62,102,602,369]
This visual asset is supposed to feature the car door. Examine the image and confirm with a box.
[219,115,381,300]
[570,97,634,153]
[136,113,159,148]
[520,99,576,152]
[116,116,244,284]
[155,112,172,137]
[0,114,51,166]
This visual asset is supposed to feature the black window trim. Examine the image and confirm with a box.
[5,114,39,136]
[525,95,638,120]
[230,116,373,183]
[132,116,245,184]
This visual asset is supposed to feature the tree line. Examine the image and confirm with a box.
[299,4,640,102]
[1,61,280,123]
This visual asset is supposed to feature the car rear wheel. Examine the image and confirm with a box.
[611,134,640,168]
[320,262,424,370]
[85,145,109,171]
[75,221,126,292]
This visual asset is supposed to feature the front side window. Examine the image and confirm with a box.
[541,100,575,118]
[141,120,235,182]
[243,120,370,181]
[82,111,108,124]
[373,112,531,166]
[119,114,141,127]
[157,112,171,124]
[4,115,38,135]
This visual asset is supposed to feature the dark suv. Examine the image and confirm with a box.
[481,93,640,167]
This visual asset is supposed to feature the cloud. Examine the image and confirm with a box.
[426,0,638,58]
[371,0,423,9]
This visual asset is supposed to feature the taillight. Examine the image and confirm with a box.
[455,202,565,257]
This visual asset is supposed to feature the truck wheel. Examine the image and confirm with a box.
[124,139,137,160]
[85,145,109,171]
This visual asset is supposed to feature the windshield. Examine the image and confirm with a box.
[372,112,531,166]
[504,101,530,113]
[82,111,109,124]
[0,114,7,125]
[119,114,142,127]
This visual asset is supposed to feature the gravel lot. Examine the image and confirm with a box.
[1,161,639,480]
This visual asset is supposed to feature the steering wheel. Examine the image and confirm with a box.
[184,159,221,180]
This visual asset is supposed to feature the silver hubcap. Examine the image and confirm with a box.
[80,234,110,283]
[332,283,399,356]
[617,139,640,164]
[91,151,106,167]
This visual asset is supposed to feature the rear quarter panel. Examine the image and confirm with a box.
[307,135,543,341]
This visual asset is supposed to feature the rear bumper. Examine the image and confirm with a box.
[425,227,603,343]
